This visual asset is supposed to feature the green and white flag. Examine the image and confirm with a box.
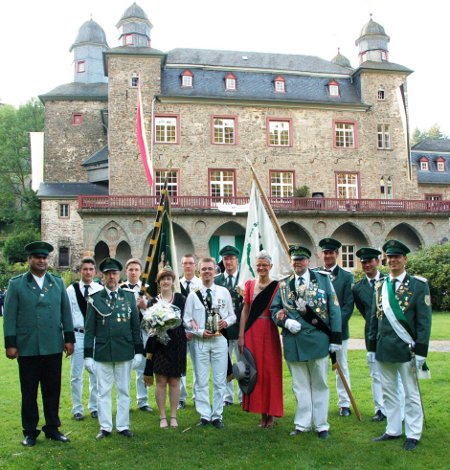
[237,181,291,291]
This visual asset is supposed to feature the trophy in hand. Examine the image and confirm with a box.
[206,306,221,335]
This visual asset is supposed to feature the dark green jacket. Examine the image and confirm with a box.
[315,265,354,340]
[368,274,432,362]
[270,270,341,362]
[352,273,385,348]
[214,272,243,340]
[3,271,74,355]
[84,288,143,362]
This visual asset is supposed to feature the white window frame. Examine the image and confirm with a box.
[437,161,445,172]
[420,160,429,171]
[335,122,355,148]
[270,171,294,198]
[268,120,290,146]
[341,244,355,269]
[329,84,339,97]
[213,118,235,144]
[377,124,391,149]
[182,75,193,87]
[155,170,179,204]
[225,77,236,90]
[131,72,139,88]
[155,116,178,144]
[209,170,235,204]
[336,173,359,199]
[275,80,285,93]
[76,61,85,73]
[59,203,69,218]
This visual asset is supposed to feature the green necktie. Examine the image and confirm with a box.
[227,275,233,289]
[205,288,212,308]
[185,281,191,295]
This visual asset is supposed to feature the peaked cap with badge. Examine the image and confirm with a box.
[382,239,411,256]
[356,247,381,261]
[25,241,54,257]
[319,238,342,251]
[289,245,311,260]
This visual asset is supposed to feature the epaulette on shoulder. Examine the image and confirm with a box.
[413,275,428,283]
[121,287,135,293]
[316,270,330,276]
[193,287,201,293]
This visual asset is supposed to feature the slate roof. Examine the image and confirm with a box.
[412,138,450,152]
[82,145,108,166]
[411,150,450,185]
[37,182,109,198]
[39,83,108,102]
[354,61,413,74]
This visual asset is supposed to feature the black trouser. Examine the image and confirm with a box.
[18,353,62,437]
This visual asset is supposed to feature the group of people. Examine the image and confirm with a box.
[2,236,432,452]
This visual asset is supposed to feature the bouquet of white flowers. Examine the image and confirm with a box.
[141,299,182,345]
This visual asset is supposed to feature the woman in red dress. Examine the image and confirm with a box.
[238,251,283,428]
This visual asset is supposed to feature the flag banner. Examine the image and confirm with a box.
[142,188,180,296]
[136,79,153,186]
[237,181,291,292]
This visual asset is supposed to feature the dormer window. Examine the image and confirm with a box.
[125,34,134,46]
[381,50,389,61]
[437,157,445,172]
[76,61,85,73]
[131,72,139,88]
[328,80,340,97]
[181,70,193,88]
[377,87,385,100]
[225,73,236,91]
[274,76,285,93]
[420,157,429,171]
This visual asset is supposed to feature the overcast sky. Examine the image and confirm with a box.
[1,0,448,135]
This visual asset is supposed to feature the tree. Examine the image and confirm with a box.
[411,124,447,146]
[2,229,40,264]
[0,98,44,231]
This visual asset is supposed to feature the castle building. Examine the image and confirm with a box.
[38,4,449,270]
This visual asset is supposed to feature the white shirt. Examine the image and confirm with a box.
[66,280,103,329]
[295,270,311,288]
[224,269,238,287]
[366,271,381,284]
[179,275,202,291]
[183,283,236,337]
[390,271,407,291]
[32,273,45,289]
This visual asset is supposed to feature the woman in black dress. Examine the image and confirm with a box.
[143,268,186,429]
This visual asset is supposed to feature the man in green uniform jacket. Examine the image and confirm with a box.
[271,246,341,439]
[315,237,354,416]
[368,240,432,451]
[84,257,144,440]
[3,241,75,447]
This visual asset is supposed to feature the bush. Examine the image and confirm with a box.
[407,242,450,311]
[0,261,28,288]
[2,229,40,264]
[294,185,309,197]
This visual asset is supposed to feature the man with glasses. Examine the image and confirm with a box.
[3,241,75,446]
[178,254,202,409]
[184,257,235,428]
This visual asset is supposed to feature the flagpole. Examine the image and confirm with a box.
[245,158,290,257]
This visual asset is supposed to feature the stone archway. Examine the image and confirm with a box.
[209,221,246,263]
[94,241,110,266]
[386,223,423,252]
[116,240,132,268]
[331,222,370,271]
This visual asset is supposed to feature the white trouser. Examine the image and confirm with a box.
[180,340,196,402]
[288,356,330,432]
[367,357,384,414]
[335,339,351,407]
[135,330,149,408]
[70,331,98,415]
[192,335,228,421]
[223,339,243,404]
[96,360,132,432]
[378,361,423,440]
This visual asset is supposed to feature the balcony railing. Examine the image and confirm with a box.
[78,195,450,213]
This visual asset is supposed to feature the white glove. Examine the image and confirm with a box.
[132,353,145,369]
[366,352,376,363]
[329,343,341,353]
[285,319,302,334]
[415,355,426,368]
[84,358,96,374]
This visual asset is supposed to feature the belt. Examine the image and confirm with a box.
[74,328,85,333]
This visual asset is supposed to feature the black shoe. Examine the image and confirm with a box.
[404,438,418,451]
[118,429,134,438]
[318,430,330,440]
[289,429,308,436]
[373,433,402,442]
[45,432,70,443]
[197,418,209,427]
[73,413,84,421]
[212,419,224,429]
[177,401,186,410]
[223,401,233,407]
[371,410,386,422]
[339,407,351,417]
[95,430,111,440]
[139,405,154,412]
[21,435,37,447]
[90,411,98,419]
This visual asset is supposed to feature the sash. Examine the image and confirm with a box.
[73,282,87,318]
[245,281,278,332]
[381,279,415,347]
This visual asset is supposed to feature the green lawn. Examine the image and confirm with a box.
[350,311,450,341]
[0,318,449,470]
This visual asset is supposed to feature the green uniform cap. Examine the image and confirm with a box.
[219,245,240,257]
[382,239,411,256]
[289,245,311,260]
[355,247,381,261]
[25,241,54,257]
[99,257,123,273]
[318,237,342,251]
